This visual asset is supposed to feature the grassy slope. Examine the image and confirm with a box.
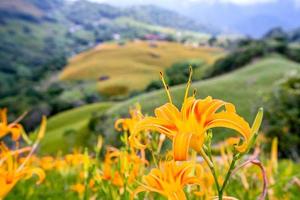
[40,102,112,154]
[106,55,300,129]
[60,41,223,92]
[43,56,300,151]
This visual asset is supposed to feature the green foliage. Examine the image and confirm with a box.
[146,80,163,92]
[5,160,300,200]
[226,160,300,200]
[206,38,300,78]
[286,45,300,63]
[146,59,203,91]
[206,41,266,77]
[165,60,203,85]
[6,171,78,200]
[265,73,300,160]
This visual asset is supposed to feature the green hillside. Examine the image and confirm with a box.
[101,56,300,139]
[39,102,112,154]
[43,55,300,151]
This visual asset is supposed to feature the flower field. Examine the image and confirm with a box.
[1,70,299,200]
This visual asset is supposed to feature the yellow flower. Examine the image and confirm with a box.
[115,104,144,134]
[102,147,146,187]
[54,159,68,172]
[0,146,45,198]
[71,183,85,196]
[0,108,23,141]
[131,70,254,161]
[0,115,46,199]
[39,156,55,171]
[65,152,85,166]
[132,161,201,200]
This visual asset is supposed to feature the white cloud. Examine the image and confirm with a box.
[186,0,277,5]
[220,0,276,5]
[70,0,300,8]
[294,0,300,7]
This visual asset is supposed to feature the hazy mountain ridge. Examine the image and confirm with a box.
[170,0,300,37]
[0,0,213,70]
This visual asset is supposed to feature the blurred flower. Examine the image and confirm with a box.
[39,156,55,171]
[102,147,146,188]
[65,152,86,166]
[71,183,85,197]
[0,108,23,141]
[0,114,46,199]
[0,145,45,198]
[115,104,144,135]
[132,160,202,200]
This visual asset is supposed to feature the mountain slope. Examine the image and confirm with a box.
[123,5,214,34]
[60,41,223,94]
[42,55,300,152]
[0,0,214,114]
[102,56,300,137]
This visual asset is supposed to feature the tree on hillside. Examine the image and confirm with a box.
[265,72,300,160]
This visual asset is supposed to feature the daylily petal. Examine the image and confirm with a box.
[173,132,193,161]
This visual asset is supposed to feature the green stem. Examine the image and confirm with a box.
[199,148,213,168]
[150,148,158,168]
[211,165,221,193]
[199,148,220,193]
[219,155,238,200]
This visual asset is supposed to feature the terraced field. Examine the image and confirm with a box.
[60,41,224,94]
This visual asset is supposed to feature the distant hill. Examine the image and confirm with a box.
[263,27,300,43]
[123,5,214,34]
[60,41,224,95]
[0,0,213,69]
[170,0,300,37]
[0,0,215,110]
[0,0,44,20]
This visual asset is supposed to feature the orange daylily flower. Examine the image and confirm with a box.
[131,70,259,161]
[39,156,55,170]
[54,159,68,172]
[0,108,23,141]
[0,147,45,198]
[71,179,97,197]
[102,147,146,187]
[132,161,202,200]
[114,104,149,154]
[65,152,86,166]
[0,116,46,199]
[71,183,85,196]
[115,104,144,134]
